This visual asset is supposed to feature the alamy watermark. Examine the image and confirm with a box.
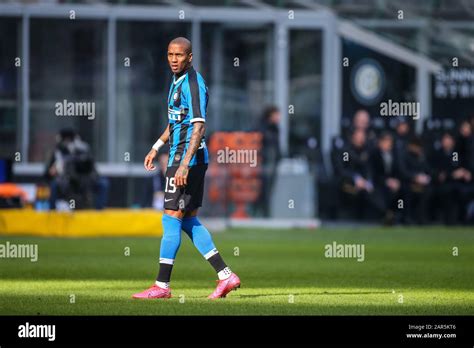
[0,241,38,262]
[216,147,257,167]
[380,99,420,120]
[18,322,55,341]
[55,99,95,120]
[324,241,365,262]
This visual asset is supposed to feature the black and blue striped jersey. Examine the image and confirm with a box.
[166,66,209,167]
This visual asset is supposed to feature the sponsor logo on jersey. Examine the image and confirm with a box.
[168,107,182,121]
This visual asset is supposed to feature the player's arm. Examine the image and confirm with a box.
[144,125,170,171]
[174,122,205,186]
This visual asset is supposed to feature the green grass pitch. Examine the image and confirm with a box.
[0,226,473,315]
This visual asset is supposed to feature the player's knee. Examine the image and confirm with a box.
[164,209,185,219]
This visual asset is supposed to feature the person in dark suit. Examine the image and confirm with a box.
[455,120,474,174]
[334,129,376,220]
[430,132,469,224]
[393,118,411,161]
[453,121,474,223]
[370,132,402,224]
[398,136,432,224]
[342,109,377,151]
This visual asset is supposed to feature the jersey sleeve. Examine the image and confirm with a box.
[184,70,208,124]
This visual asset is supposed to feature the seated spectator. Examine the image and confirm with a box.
[430,132,471,224]
[343,109,376,150]
[398,136,432,224]
[45,128,109,210]
[454,121,474,223]
[334,129,376,220]
[455,119,474,173]
[393,118,411,160]
[353,109,371,132]
[370,132,402,224]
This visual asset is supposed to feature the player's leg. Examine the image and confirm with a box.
[132,167,185,299]
[180,165,232,278]
[182,209,240,299]
[151,162,192,289]
[155,163,191,291]
[155,211,184,289]
[182,209,232,279]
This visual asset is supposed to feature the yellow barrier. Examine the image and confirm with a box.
[0,209,163,238]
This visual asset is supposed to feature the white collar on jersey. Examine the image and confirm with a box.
[173,73,187,85]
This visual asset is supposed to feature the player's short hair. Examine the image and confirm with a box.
[169,37,192,54]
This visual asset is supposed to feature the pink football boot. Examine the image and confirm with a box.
[132,284,172,299]
[208,273,241,299]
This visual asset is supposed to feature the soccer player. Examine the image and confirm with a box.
[132,37,240,300]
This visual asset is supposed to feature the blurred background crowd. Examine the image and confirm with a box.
[325,111,474,225]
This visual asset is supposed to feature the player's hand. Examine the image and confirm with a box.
[144,149,157,171]
[174,164,189,187]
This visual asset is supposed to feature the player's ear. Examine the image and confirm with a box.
[188,52,193,63]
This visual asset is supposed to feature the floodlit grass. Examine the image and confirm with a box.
[0,227,473,315]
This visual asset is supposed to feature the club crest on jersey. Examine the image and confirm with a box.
[173,92,178,101]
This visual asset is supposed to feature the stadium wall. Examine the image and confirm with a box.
[0,209,163,237]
